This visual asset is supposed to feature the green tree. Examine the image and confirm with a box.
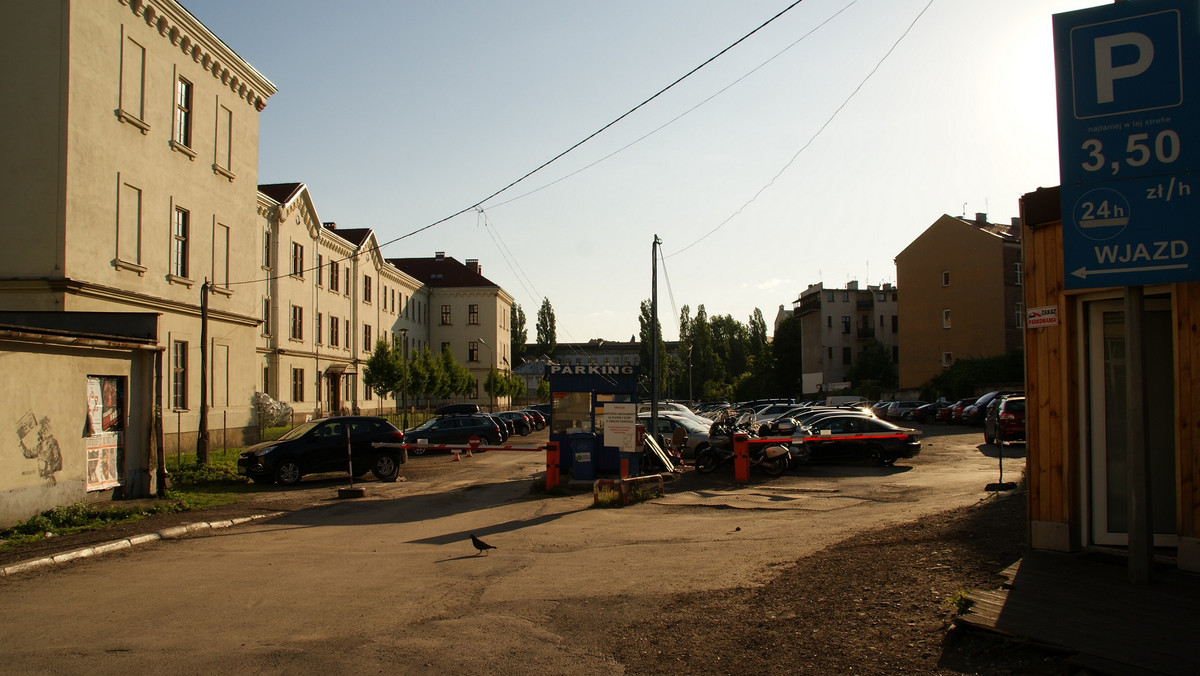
[846,339,897,389]
[690,305,721,394]
[638,299,668,399]
[362,339,400,411]
[510,304,528,363]
[506,371,527,402]
[772,314,804,397]
[536,297,556,357]
[536,377,551,401]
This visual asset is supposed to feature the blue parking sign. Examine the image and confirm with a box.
[1054,0,1200,288]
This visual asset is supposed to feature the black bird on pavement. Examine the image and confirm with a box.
[470,534,496,556]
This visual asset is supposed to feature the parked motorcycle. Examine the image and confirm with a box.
[695,409,791,477]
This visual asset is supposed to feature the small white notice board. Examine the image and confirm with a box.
[603,403,637,452]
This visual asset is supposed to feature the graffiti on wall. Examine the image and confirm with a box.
[17,412,62,486]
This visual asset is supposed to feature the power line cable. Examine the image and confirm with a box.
[487,0,858,211]
[666,0,935,258]
[231,0,810,290]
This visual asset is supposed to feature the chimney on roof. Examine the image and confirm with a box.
[975,212,987,225]
[465,259,480,274]
[1012,216,1021,228]
[435,251,445,261]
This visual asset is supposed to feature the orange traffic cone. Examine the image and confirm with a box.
[452,450,461,462]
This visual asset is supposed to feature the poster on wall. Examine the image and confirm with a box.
[86,431,122,491]
[85,376,125,491]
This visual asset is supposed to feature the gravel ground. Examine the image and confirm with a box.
[559,491,1068,675]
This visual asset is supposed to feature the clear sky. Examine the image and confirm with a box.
[183,0,1099,344]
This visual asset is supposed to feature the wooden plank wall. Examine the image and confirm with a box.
[1020,200,1079,533]
[1022,187,1200,544]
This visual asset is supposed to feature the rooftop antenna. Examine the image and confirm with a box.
[962,202,967,217]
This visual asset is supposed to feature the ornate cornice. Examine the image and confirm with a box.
[118,0,277,111]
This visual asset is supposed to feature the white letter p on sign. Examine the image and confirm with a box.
[1094,32,1155,104]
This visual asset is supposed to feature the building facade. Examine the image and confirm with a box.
[257,187,514,417]
[792,281,899,395]
[390,254,514,411]
[1,0,276,461]
[894,214,1023,389]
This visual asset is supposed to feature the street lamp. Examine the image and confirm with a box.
[400,328,409,430]
[478,337,494,412]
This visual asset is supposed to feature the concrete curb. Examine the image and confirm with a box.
[1,512,284,579]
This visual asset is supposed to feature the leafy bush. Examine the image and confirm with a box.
[168,461,245,487]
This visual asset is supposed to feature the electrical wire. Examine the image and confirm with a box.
[666,0,935,258]
[229,0,810,288]
[486,0,858,211]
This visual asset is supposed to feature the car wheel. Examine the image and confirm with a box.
[372,454,400,482]
[275,460,302,486]
[695,450,721,474]
[867,446,887,467]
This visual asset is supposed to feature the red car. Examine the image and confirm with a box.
[984,396,1025,445]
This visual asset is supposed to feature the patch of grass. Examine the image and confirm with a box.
[592,489,623,508]
[0,501,189,552]
[945,589,974,615]
[0,460,257,554]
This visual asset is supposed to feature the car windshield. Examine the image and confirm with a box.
[276,420,320,441]
[413,418,439,431]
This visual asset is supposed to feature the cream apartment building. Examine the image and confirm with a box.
[1,1,275,464]
[257,185,514,417]
[390,254,515,411]
[792,281,899,395]
[256,183,430,419]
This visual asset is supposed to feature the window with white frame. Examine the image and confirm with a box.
[942,309,951,329]
[942,352,953,368]
[942,270,950,287]
[1015,261,1023,285]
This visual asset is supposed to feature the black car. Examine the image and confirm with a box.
[403,414,503,453]
[792,414,921,466]
[496,411,533,436]
[237,416,405,485]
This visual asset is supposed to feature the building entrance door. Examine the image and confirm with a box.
[326,374,341,415]
[1086,298,1177,547]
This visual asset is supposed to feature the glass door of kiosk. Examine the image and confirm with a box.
[1086,298,1177,547]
